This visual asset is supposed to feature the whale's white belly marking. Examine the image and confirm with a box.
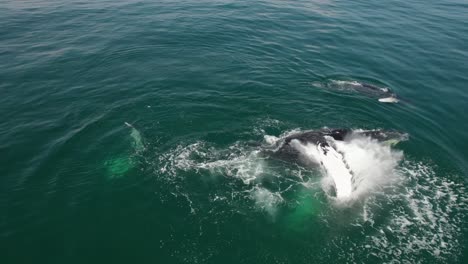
[316,143,353,199]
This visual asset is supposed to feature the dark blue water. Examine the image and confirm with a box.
[1,1,467,263]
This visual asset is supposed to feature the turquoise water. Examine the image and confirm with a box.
[1,0,467,263]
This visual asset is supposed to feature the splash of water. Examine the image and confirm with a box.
[286,133,403,202]
[349,161,467,262]
[157,128,405,209]
[251,187,284,215]
[290,139,354,199]
[333,135,403,198]
[151,127,466,261]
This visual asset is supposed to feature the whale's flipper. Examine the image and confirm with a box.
[103,123,145,179]
[316,142,353,199]
[267,128,407,199]
[125,122,144,152]
[378,96,399,103]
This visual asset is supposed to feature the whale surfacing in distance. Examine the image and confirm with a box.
[317,80,400,103]
[359,82,399,103]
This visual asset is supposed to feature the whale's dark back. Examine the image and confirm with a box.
[267,129,351,166]
[266,129,406,167]
[284,129,350,145]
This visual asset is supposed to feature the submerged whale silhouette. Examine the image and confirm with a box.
[267,129,406,199]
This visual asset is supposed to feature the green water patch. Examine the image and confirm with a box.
[283,189,324,232]
[103,123,145,179]
[104,155,134,179]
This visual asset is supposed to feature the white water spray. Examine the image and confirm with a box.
[290,139,354,199]
[290,134,403,201]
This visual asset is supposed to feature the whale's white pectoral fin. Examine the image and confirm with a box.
[317,143,353,199]
[378,97,399,103]
[124,122,144,152]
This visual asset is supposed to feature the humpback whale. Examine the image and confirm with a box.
[358,83,399,103]
[318,80,399,103]
[270,129,404,163]
[267,128,407,199]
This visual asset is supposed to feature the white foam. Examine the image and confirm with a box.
[354,161,467,261]
[291,139,353,199]
[264,135,279,145]
[379,87,390,93]
[330,80,362,87]
[287,134,402,201]
[333,136,403,198]
[251,187,283,215]
[197,150,264,184]
[160,141,266,185]
[157,135,316,215]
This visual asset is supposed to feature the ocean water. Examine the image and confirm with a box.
[1,0,467,263]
